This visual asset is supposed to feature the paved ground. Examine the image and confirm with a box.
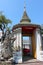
[16,56,43,65]
[0,56,43,65]
[0,61,43,65]
[16,62,43,65]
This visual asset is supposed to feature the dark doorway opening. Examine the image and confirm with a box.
[22,36,34,62]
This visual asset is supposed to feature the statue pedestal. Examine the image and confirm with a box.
[13,51,22,63]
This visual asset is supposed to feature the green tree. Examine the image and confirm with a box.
[0,12,12,32]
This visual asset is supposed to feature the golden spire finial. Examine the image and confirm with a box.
[24,0,26,11]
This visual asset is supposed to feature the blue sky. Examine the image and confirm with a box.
[0,0,43,27]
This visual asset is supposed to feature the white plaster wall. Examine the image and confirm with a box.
[13,28,22,48]
[39,51,43,61]
[35,28,43,61]
[13,28,22,63]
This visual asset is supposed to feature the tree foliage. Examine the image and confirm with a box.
[0,12,12,31]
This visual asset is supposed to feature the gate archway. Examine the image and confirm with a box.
[22,26,36,61]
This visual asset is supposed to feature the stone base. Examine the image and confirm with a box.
[14,58,22,63]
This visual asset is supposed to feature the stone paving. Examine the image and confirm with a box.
[0,61,43,65]
[0,56,43,65]
[16,56,43,65]
[16,62,43,65]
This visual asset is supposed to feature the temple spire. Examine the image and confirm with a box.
[24,0,26,11]
[20,0,31,23]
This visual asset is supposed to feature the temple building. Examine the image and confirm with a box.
[12,6,43,63]
[0,1,43,63]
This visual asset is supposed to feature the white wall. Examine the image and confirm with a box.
[35,28,43,61]
[13,28,22,63]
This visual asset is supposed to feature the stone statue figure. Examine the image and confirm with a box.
[1,29,16,60]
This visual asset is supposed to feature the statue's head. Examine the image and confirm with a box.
[6,29,10,35]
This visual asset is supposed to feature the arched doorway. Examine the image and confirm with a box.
[22,26,36,62]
